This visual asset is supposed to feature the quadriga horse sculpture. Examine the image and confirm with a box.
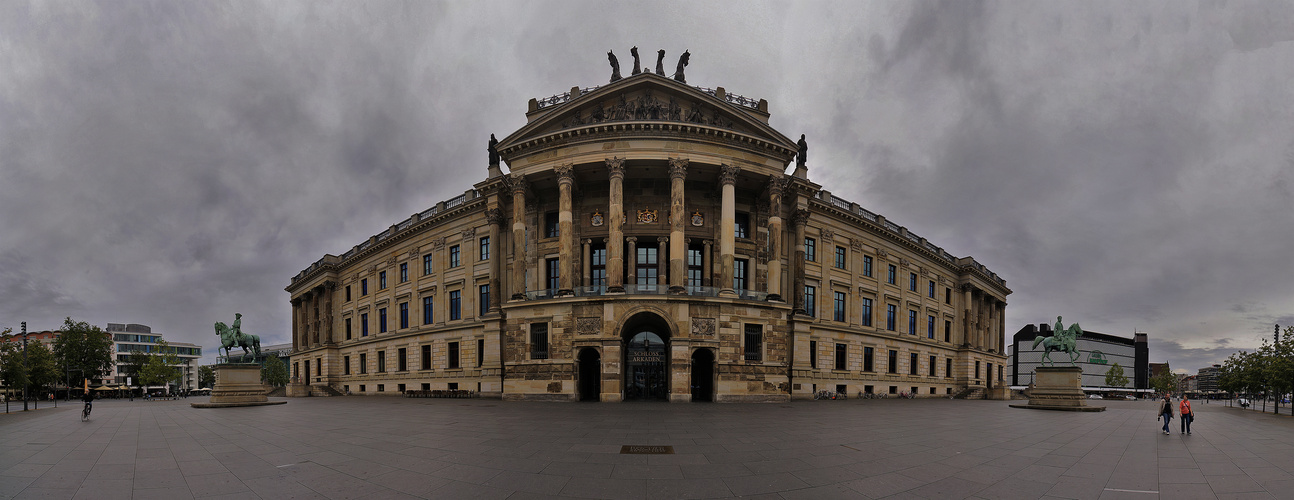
[215,312,261,362]
[1032,316,1083,366]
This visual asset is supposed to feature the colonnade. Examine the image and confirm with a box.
[961,284,1007,353]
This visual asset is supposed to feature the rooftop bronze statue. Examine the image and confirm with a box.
[488,133,499,166]
[215,313,261,362]
[673,50,690,83]
[608,50,622,82]
[655,49,666,76]
[630,46,641,75]
[796,134,808,167]
[1032,316,1083,366]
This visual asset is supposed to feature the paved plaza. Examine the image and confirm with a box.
[2,397,1293,499]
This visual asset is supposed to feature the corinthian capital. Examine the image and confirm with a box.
[508,173,528,196]
[485,208,505,226]
[606,157,626,179]
[719,164,740,186]
[554,163,574,184]
[792,208,811,227]
[668,158,689,179]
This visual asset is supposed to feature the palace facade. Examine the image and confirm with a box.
[287,67,1010,402]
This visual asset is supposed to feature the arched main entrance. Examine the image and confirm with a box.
[691,348,715,402]
[578,348,601,401]
[621,312,672,401]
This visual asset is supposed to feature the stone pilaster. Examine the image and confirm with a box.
[791,208,810,313]
[626,236,638,286]
[718,164,739,297]
[657,236,669,287]
[582,239,592,287]
[555,163,575,296]
[485,208,504,310]
[702,239,713,287]
[766,175,785,301]
[510,173,528,300]
[606,157,626,293]
[667,158,688,294]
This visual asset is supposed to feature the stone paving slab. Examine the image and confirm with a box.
[2,397,1293,499]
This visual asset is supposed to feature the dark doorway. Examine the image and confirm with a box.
[578,348,601,401]
[621,312,672,401]
[691,348,715,402]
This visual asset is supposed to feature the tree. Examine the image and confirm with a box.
[122,351,150,385]
[261,356,289,387]
[53,318,113,387]
[1105,363,1129,388]
[1150,363,1178,395]
[25,342,60,400]
[138,340,181,393]
[0,327,28,401]
[198,365,215,389]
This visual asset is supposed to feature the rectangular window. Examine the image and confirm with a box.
[734,258,748,291]
[863,256,873,277]
[450,245,461,268]
[908,310,917,335]
[379,307,387,333]
[400,263,408,283]
[545,212,559,238]
[734,213,750,239]
[803,285,816,317]
[479,285,490,315]
[744,324,762,361]
[479,236,490,261]
[909,353,918,375]
[809,340,817,369]
[398,348,407,372]
[686,244,703,288]
[345,318,352,340]
[448,342,460,369]
[423,296,434,325]
[927,315,935,339]
[361,313,369,337]
[909,273,917,291]
[887,265,896,284]
[362,278,368,296]
[835,246,846,269]
[344,356,351,375]
[929,355,937,377]
[888,349,898,374]
[591,244,607,286]
[636,246,658,285]
[530,323,549,359]
[377,351,386,373]
[359,353,367,374]
[805,237,816,262]
[449,291,461,320]
[423,254,433,275]
[421,345,431,370]
[345,285,352,302]
[944,320,951,343]
[975,361,981,379]
[863,347,874,372]
[928,280,935,298]
[835,343,847,370]
[547,258,561,290]
[886,304,896,331]
[833,291,846,322]
[478,339,484,367]
[379,271,387,290]
[399,302,409,329]
[861,298,873,327]
[946,287,952,304]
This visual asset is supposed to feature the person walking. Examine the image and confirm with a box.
[1158,395,1174,435]
[1179,396,1193,435]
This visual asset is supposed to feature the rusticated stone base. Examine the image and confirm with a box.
[192,364,286,409]
[1012,366,1104,412]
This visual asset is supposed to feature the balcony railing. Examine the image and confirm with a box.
[518,285,769,302]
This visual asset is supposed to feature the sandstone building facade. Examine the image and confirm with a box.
[287,69,1010,402]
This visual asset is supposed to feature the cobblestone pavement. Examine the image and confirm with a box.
[3,397,1293,499]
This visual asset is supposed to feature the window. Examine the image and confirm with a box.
[835,247,846,269]
[399,302,409,329]
[861,298,873,327]
[744,324,762,361]
[398,348,407,372]
[946,358,953,378]
[887,265,896,284]
[377,351,386,372]
[479,236,490,261]
[530,323,549,359]
[345,318,352,340]
[421,345,431,370]
[946,287,952,304]
[449,291,461,320]
[805,237,816,261]
[546,258,560,290]
[450,245,461,267]
[423,296,434,325]
[686,244,703,288]
[835,343,847,370]
[361,313,369,337]
[379,307,387,333]
[734,212,749,239]
[863,347,874,372]
[888,350,898,373]
[345,285,352,302]
[636,246,658,285]
[545,212,559,238]
[479,285,490,315]
[929,355,937,377]
[803,285,816,316]
[833,291,846,322]
[809,341,817,368]
[379,271,387,290]
[478,339,484,367]
[361,278,368,296]
[359,353,367,374]
[734,258,748,291]
[908,310,917,335]
[863,256,873,277]
[928,280,935,298]
[975,361,980,379]
[591,243,607,286]
[448,342,460,369]
[927,315,935,339]
[909,273,917,291]
[344,356,350,375]
[423,254,433,275]
[909,353,918,375]
[886,304,896,331]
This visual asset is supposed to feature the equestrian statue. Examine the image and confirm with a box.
[1032,315,1083,366]
[215,312,261,362]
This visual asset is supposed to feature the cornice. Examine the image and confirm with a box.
[501,121,795,166]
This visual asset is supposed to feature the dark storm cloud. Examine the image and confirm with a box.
[2,1,1291,370]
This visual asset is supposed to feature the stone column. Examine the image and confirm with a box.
[766,175,785,301]
[582,239,592,287]
[291,298,302,350]
[324,281,335,344]
[555,164,575,296]
[718,164,740,297]
[606,157,626,293]
[626,236,638,286]
[791,209,810,313]
[510,173,528,299]
[668,158,688,294]
[998,302,1007,353]
[657,236,669,288]
[486,208,504,310]
[702,239,713,287]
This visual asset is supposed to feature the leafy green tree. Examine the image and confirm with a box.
[122,351,150,384]
[0,327,28,401]
[1150,363,1178,395]
[1105,363,1129,388]
[53,318,113,387]
[25,342,60,400]
[261,356,289,387]
[138,340,181,392]
[198,365,215,389]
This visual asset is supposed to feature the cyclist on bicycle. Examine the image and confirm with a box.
[81,391,94,417]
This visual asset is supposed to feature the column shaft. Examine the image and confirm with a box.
[668,158,688,294]
[510,174,528,299]
[487,208,504,310]
[792,209,809,312]
[556,164,575,295]
[606,158,626,293]
[766,176,784,301]
[582,239,591,287]
[718,165,739,296]
[626,237,638,286]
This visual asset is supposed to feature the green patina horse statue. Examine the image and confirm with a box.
[215,312,260,362]
[1032,315,1083,366]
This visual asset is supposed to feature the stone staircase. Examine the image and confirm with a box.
[309,384,344,397]
[953,387,987,400]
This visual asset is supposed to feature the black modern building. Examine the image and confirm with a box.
[1009,323,1149,391]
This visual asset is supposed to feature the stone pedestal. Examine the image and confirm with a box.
[191,364,287,408]
[1009,366,1104,412]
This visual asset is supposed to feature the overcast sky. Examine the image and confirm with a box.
[3,1,1292,372]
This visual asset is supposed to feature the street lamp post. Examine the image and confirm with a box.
[22,322,29,411]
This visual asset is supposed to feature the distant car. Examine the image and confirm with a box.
[1088,394,1103,399]
[1125,395,1137,401]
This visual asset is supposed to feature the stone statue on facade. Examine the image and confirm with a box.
[608,50,622,82]
[1032,316,1083,366]
[656,49,666,76]
[796,134,808,168]
[673,50,690,83]
[630,46,641,75]
[488,134,499,166]
[215,313,262,362]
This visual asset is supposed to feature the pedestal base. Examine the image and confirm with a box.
[191,364,286,408]
[1010,366,1104,412]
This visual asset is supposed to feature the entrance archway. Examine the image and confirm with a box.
[578,348,601,401]
[691,348,715,402]
[621,312,672,401]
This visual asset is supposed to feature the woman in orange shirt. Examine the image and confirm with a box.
[1179,396,1193,435]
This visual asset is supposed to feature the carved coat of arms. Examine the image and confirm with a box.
[691,211,704,226]
[591,210,604,227]
[637,209,658,224]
